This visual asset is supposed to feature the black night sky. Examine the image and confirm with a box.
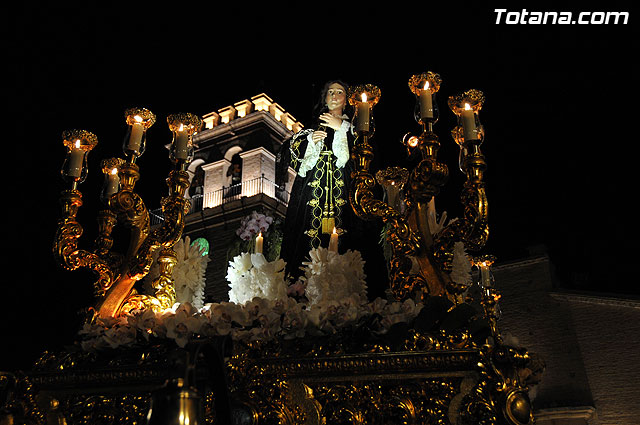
[3,3,636,370]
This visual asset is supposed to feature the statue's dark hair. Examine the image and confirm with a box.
[312,80,351,120]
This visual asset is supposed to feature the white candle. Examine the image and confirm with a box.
[174,124,189,160]
[104,168,120,197]
[356,93,370,133]
[328,227,339,252]
[480,262,492,288]
[461,103,478,141]
[255,232,263,254]
[128,120,144,153]
[419,82,433,119]
[67,140,85,178]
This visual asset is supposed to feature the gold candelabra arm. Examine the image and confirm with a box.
[93,209,123,269]
[351,130,446,301]
[432,180,488,272]
[53,190,115,297]
[407,132,449,202]
[434,89,490,271]
[119,248,178,315]
[94,111,200,319]
[95,168,189,319]
[129,169,190,280]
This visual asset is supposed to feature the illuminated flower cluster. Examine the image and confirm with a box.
[78,248,426,352]
[226,253,288,305]
[173,236,209,309]
[236,211,273,241]
[301,247,368,305]
[78,295,426,351]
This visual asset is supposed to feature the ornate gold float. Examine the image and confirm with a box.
[0,73,543,425]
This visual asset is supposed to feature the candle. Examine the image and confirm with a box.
[104,167,120,197]
[479,262,492,288]
[255,232,263,254]
[67,139,85,178]
[174,124,189,160]
[356,93,370,133]
[419,81,434,119]
[461,103,478,141]
[127,117,144,153]
[328,227,339,252]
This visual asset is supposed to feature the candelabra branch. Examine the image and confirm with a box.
[53,190,115,297]
[95,166,189,319]
[350,130,450,301]
[53,110,201,320]
[348,77,493,303]
[122,247,179,314]
[433,149,489,272]
[132,169,190,276]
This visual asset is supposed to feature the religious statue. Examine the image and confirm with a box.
[276,80,356,279]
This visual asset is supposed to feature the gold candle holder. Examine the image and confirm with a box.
[60,129,98,189]
[349,84,380,135]
[123,107,156,160]
[408,71,442,130]
[167,112,203,167]
[471,255,501,344]
[431,89,488,266]
[55,130,115,299]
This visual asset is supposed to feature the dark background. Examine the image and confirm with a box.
[3,3,636,370]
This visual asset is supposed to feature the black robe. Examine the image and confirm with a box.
[276,120,389,299]
[276,122,355,279]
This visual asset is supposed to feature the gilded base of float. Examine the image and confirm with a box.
[2,335,539,425]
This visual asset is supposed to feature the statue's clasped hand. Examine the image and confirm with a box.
[312,113,344,144]
[320,113,343,130]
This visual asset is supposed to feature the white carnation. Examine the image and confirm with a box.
[450,241,472,286]
[302,247,367,306]
[227,253,288,305]
[173,236,210,309]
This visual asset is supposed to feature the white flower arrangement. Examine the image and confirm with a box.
[76,211,477,352]
[78,296,426,351]
[300,247,368,306]
[173,236,209,309]
[226,252,288,305]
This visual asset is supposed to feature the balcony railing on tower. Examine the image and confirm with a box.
[150,175,289,225]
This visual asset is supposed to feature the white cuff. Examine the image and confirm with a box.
[298,134,322,177]
[333,120,350,169]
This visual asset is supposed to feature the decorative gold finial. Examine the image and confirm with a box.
[125,107,156,128]
[408,71,442,96]
[61,129,99,151]
[123,107,156,158]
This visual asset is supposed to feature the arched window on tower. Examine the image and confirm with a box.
[188,159,205,212]
[224,146,242,198]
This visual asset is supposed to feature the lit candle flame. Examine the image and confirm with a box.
[464,102,472,111]
[178,123,184,132]
[134,115,143,123]
[111,168,118,175]
[423,81,429,91]
[361,92,367,102]
[74,139,81,149]
[332,227,337,234]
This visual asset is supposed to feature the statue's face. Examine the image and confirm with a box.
[325,83,347,114]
